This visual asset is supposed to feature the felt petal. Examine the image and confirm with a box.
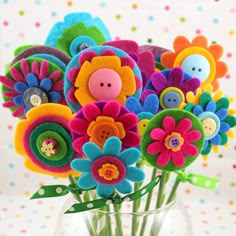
[215,61,228,78]
[150,128,166,140]
[20,59,30,78]
[83,142,102,161]
[26,73,39,87]
[23,106,29,116]
[125,97,143,114]
[203,140,209,151]
[83,103,101,121]
[182,143,198,156]
[208,44,223,60]
[40,78,53,92]
[13,95,25,106]
[12,106,25,117]
[175,118,192,134]
[219,133,228,145]
[205,100,216,112]
[79,51,98,65]
[224,115,236,128]
[9,67,24,82]
[3,91,19,98]
[192,105,204,116]
[3,100,16,108]
[103,137,122,155]
[39,60,49,80]
[126,166,145,182]
[162,116,176,133]
[171,151,185,167]
[0,75,15,89]
[160,51,176,68]
[210,134,221,145]
[143,94,159,114]
[102,100,121,119]
[48,70,61,82]
[69,118,89,135]
[31,61,39,77]
[67,67,80,84]
[174,36,190,52]
[115,179,132,194]
[215,108,227,121]
[192,35,208,48]
[201,142,212,155]
[14,82,29,93]
[48,91,62,102]
[199,92,212,109]
[151,72,168,94]
[96,183,113,197]
[219,122,230,133]
[168,67,184,86]
[120,56,135,69]
[147,141,163,154]
[141,89,156,102]
[156,150,171,166]
[68,87,78,103]
[182,78,200,93]
[78,173,97,189]
[71,159,92,172]
[100,49,116,56]
[72,136,89,153]
[117,113,138,130]
[122,131,140,147]
[119,148,140,165]
[216,97,229,110]
[52,79,64,91]
[183,130,202,142]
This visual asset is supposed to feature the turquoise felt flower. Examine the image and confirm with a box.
[71,137,145,198]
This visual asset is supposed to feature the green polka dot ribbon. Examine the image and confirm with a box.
[65,175,161,214]
[176,171,220,189]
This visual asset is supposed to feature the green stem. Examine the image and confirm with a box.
[113,204,123,236]
[139,168,157,236]
[105,205,113,236]
[68,175,97,236]
[166,176,181,204]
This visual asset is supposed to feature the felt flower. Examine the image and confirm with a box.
[103,40,156,87]
[141,109,205,171]
[64,46,142,112]
[160,35,228,90]
[125,94,159,136]
[45,12,111,57]
[71,136,145,197]
[141,67,200,110]
[0,59,66,118]
[14,103,78,178]
[185,85,236,158]
[69,100,140,155]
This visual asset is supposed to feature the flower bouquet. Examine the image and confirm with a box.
[1,12,235,236]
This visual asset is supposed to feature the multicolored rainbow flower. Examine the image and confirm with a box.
[71,136,145,197]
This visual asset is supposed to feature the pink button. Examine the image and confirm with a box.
[88,68,122,100]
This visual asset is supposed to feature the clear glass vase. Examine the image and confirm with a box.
[55,192,193,236]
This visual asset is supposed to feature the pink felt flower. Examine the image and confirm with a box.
[147,116,202,167]
[69,100,140,155]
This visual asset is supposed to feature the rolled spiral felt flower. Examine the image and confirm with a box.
[64,45,142,112]
[141,67,200,110]
[69,100,140,155]
[14,103,78,178]
[45,12,111,58]
[184,85,236,158]
[0,58,67,118]
[160,35,228,91]
[141,109,205,171]
[71,136,145,197]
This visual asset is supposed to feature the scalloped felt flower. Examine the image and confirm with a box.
[125,94,159,136]
[141,109,205,171]
[45,12,111,57]
[160,35,228,90]
[14,103,78,178]
[71,136,145,197]
[103,40,156,87]
[184,86,236,157]
[64,46,142,112]
[141,67,200,110]
[0,59,66,118]
[69,100,140,155]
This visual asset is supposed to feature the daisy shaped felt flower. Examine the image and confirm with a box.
[160,35,228,90]
[141,67,200,110]
[14,103,78,178]
[69,100,140,155]
[71,136,145,197]
[0,58,66,118]
[64,45,142,112]
[141,109,205,171]
[185,85,236,157]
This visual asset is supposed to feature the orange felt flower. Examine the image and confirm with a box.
[160,35,228,90]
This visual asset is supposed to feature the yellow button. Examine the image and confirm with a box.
[202,118,217,137]
[138,119,149,137]
[30,94,42,106]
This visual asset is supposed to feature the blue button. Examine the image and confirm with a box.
[163,91,181,108]
[181,54,210,82]
[169,136,181,148]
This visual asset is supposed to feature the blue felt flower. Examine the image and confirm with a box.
[71,136,145,197]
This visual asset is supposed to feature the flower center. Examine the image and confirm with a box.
[40,138,58,157]
[98,163,119,181]
[164,132,184,152]
[87,116,125,147]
